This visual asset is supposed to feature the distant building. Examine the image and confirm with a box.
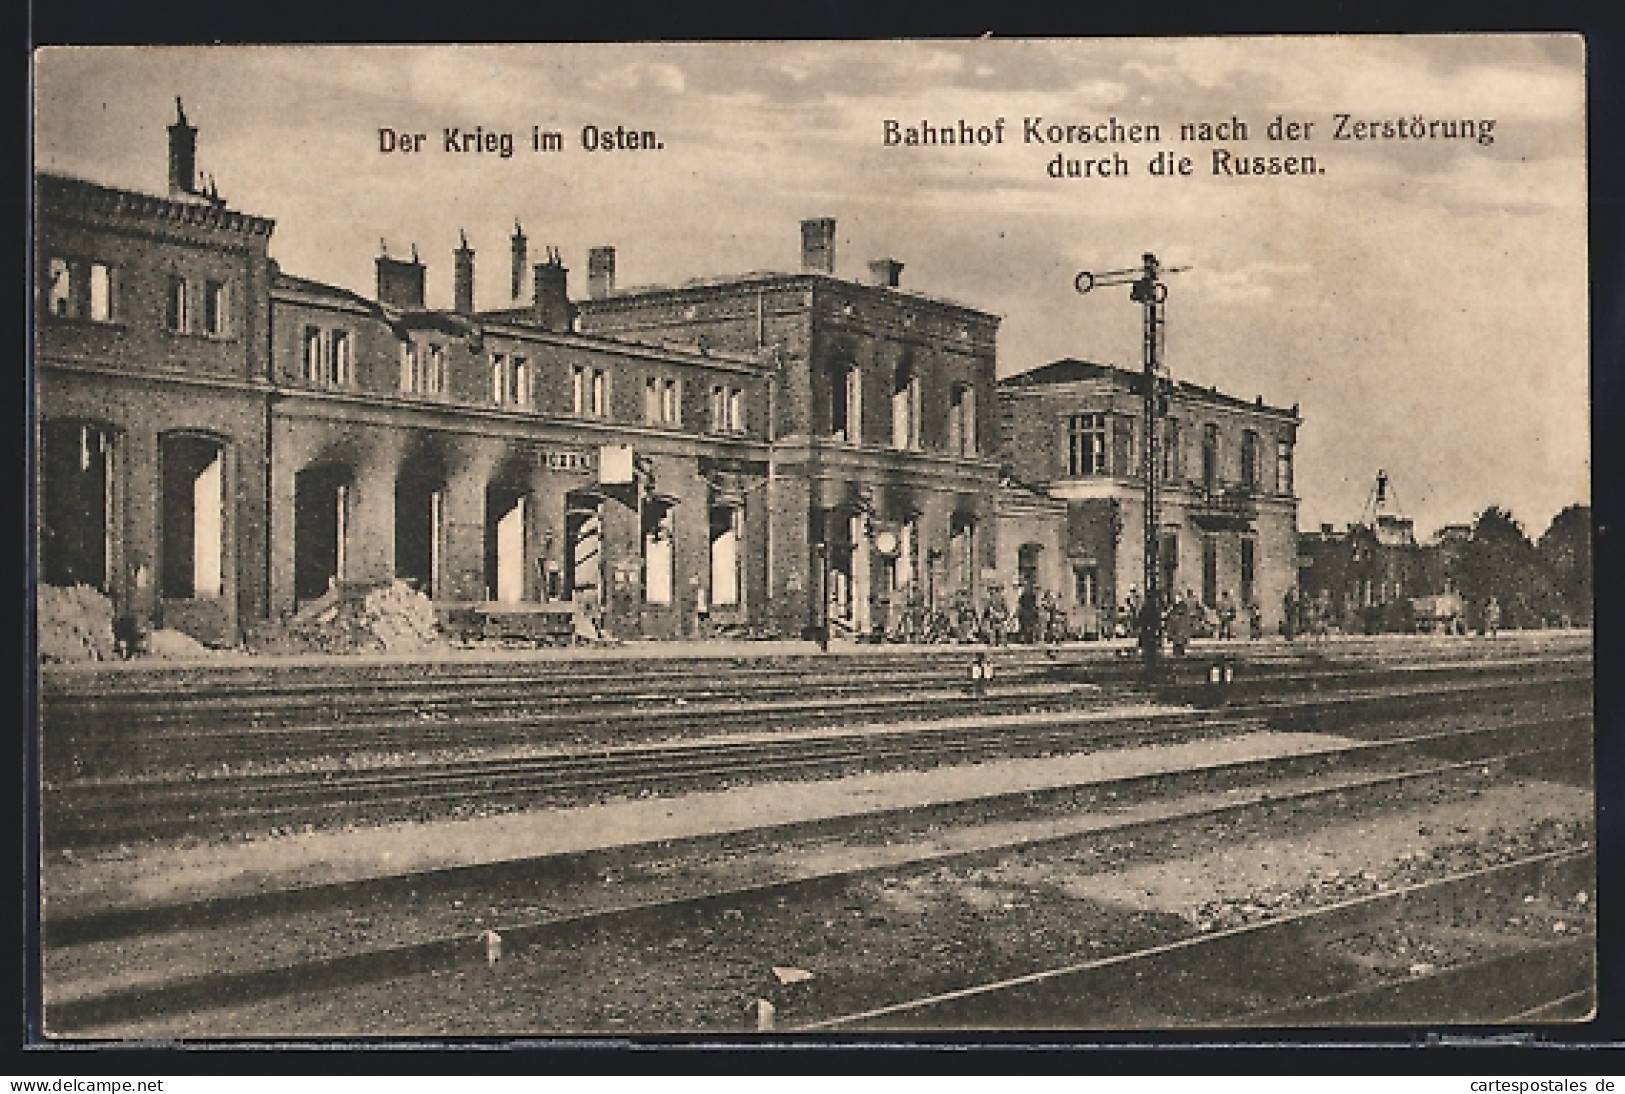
[997,359,1300,634]
[1298,514,1451,633]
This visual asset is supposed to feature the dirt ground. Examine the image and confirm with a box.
[73,770,1593,1039]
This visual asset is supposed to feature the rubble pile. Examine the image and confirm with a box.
[144,628,213,659]
[38,584,118,663]
[249,580,444,655]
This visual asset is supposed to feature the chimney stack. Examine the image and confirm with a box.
[867,258,904,288]
[800,218,836,274]
[510,220,528,301]
[588,246,616,300]
[168,97,198,197]
[453,230,475,314]
[376,243,427,309]
[532,247,575,332]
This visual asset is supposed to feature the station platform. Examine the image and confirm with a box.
[46,704,1346,921]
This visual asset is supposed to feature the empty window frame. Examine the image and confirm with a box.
[1074,564,1100,608]
[645,376,681,426]
[710,384,746,433]
[572,365,608,417]
[1162,418,1182,481]
[1241,429,1260,490]
[891,364,921,450]
[491,354,511,405]
[830,364,863,443]
[1067,413,1108,477]
[1276,439,1294,495]
[304,328,351,386]
[330,330,352,386]
[204,280,229,336]
[166,275,189,333]
[948,383,977,456]
[47,258,114,322]
[303,327,325,383]
[1202,423,1220,494]
[426,344,446,395]
[400,342,420,393]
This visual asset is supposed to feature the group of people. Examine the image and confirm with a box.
[1120,586,1264,656]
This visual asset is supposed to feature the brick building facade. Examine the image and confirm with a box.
[37,102,776,644]
[576,221,1002,640]
[997,359,1301,634]
[35,104,276,647]
[36,103,1305,648]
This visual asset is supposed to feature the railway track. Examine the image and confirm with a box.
[800,847,1594,1030]
[40,642,1590,778]
[43,702,1591,1035]
[44,662,1589,848]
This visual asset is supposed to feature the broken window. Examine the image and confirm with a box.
[47,258,114,322]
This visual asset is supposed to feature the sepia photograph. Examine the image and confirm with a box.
[29,37,1593,1040]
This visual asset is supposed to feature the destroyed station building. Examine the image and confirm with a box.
[997,360,1301,634]
[35,104,276,647]
[38,102,775,644]
[37,102,1002,646]
[576,219,1001,641]
[36,101,1301,648]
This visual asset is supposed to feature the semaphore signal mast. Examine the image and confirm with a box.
[1075,253,1188,672]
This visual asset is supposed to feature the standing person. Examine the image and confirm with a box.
[1017,582,1039,644]
[1167,591,1193,657]
[1124,586,1142,643]
[1283,587,1299,641]
[1218,590,1237,640]
[1485,595,1501,637]
[1247,599,1263,641]
[983,587,1008,647]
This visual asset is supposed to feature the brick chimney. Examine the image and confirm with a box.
[588,246,616,300]
[867,258,904,288]
[532,247,574,332]
[377,244,426,309]
[510,220,528,301]
[801,218,836,274]
[168,96,198,197]
[453,230,475,315]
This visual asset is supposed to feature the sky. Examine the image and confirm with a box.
[32,39,1589,539]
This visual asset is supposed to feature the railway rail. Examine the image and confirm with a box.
[44,660,1588,848]
[800,847,1594,1030]
[44,700,1591,1035]
[40,641,1589,778]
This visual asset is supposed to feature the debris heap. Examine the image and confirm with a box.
[249,580,444,655]
[38,584,117,663]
